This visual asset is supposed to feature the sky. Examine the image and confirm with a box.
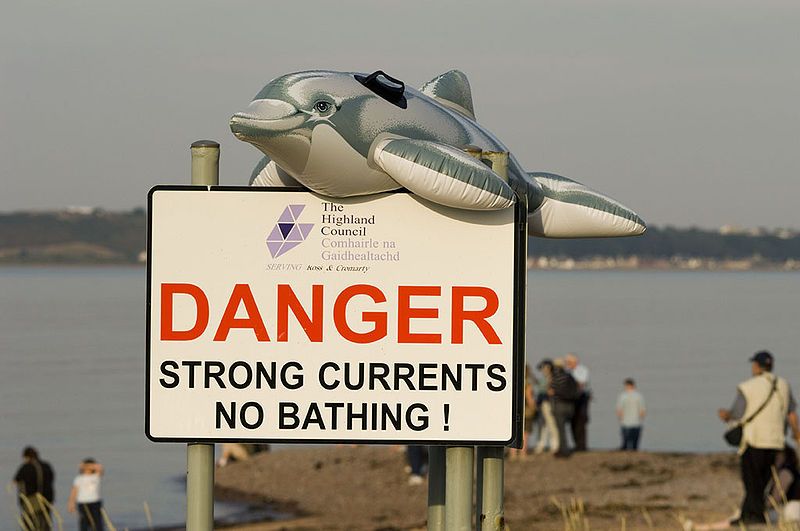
[1,0,798,230]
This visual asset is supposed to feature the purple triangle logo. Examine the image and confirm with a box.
[266,225,283,242]
[286,225,304,241]
[278,240,302,256]
[278,223,294,238]
[297,223,314,239]
[278,208,294,223]
[266,204,314,258]
[267,240,284,257]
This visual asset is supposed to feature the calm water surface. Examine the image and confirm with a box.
[1,267,798,528]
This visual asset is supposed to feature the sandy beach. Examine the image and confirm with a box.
[214,446,746,530]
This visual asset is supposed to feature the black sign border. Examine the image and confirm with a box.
[146,185,527,447]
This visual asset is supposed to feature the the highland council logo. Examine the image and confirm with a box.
[266,204,314,258]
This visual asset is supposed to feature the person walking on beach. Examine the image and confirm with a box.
[68,458,104,531]
[12,446,55,530]
[565,353,591,451]
[616,378,646,450]
[534,361,559,454]
[718,350,800,526]
[540,358,579,458]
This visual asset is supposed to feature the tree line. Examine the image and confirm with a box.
[0,209,798,263]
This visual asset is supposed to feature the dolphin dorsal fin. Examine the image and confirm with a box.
[420,70,476,120]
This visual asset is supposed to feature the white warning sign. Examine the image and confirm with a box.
[146,187,525,445]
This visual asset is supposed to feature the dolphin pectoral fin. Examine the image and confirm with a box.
[420,70,476,120]
[527,172,646,238]
[249,156,305,188]
[372,138,516,210]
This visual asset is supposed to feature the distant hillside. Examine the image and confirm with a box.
[531,226,800,261]
[0,209,145,263]
[0,209,798,265]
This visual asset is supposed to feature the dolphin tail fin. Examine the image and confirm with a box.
[249,156,305,188]
[527,172,646,238]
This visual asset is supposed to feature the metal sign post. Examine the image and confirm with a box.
[186,140,219,531]
[445,446,474,531]
[475,151,512,531]
[476,446,505,530]
[435,150,516,531]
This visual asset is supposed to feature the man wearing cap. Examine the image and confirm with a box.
[718,350,800,525]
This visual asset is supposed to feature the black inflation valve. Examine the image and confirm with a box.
[355,70,407,109]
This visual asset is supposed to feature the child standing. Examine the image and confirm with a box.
[616,378,646,450]
[67,458,104,531]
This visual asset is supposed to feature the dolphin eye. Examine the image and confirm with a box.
[313,101,332,113]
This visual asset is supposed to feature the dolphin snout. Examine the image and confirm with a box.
[240,99,298,120]
[230,99,307,138]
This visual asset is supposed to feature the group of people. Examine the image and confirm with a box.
[513,353,646,458]
[513,348,800,528]
[521,354,590,458]
[11,446,105,531]
[15,351,800,529]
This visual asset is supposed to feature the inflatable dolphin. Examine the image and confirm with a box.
[230,70,645,237]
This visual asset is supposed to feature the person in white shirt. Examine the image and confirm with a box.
[616,378,646,450]
[67,458,104,531]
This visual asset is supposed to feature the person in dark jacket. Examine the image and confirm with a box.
[565,353,591,451]
[13,446,55,530]
[538,358,579,458]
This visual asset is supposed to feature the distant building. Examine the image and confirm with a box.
[775,228,798,240]
[65,206,96,215]
[719,224,745,235]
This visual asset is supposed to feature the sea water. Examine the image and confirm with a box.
[1,267,798,529]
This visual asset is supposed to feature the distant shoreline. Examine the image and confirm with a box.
[0,262,144,268]
[527,256,800,272]
[2,210,799,270]
[2,260,799,272]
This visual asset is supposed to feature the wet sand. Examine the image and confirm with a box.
[215,446,744,530]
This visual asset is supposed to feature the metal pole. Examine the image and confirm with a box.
[475,151,509,531]
[187,444,214,530]
[443,149,510,531]
[475,448,483,531]
[482,151,509,183]
[477,447,505,530]
[427,446,446,531]
[186,140,219,531]
[445,446,474,531]
[434,145,486,531]
[446,144,487,531]
[191,140,220,186]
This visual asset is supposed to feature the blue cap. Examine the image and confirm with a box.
[750,350,774,369]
